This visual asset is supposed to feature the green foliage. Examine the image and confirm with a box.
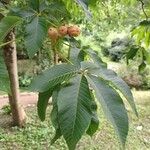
[30,46,137,149]
[18,73,32,87]
[87,63,138,116]
[56,75,92,150]
[28,0,40,12]
[1,105,11,115]
[87,75,128,146]
[132,20,150,48]
[126,45,139,64]
[0,0,141,149]
[38,88,53,121]
[30,64,77,92]
[24,17,47,58]
[0,16,21,42]
[0,51,9,92]
[118,61,150,90]
[126,45,150,73]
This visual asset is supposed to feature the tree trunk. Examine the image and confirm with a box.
[3,31,26,127]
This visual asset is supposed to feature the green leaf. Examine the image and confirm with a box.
[51,87,62,144]
[85,48,107,68]
[38,88,53,121]
[86,113,99,137]
[138,61,146,73]
[145,31,150,48]
[142,49,150,64]
[10,7,35,18]
[47,1,70,21]
[87,75,129,146]
[139,20,150,26]
[88,64,138,116]
[28,0,40,12]
[51,88,59,128]
[25,17,47,58]
[0,16,21,42]
[86,91,99,136]
[30,64,77,92]
[0,50,10,92]
[51,128,62,145]
[70,47,85,67]
[126,46,139,64]
[57,75,92,150]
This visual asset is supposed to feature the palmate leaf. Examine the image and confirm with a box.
[87,75,129,146]
[25,16,47,58]
[86,62,138,116]
[0,16,21,42]
[30,64,77,92]
[0,50,9,92]
[57,75,92,150]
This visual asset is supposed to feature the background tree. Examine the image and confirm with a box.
[0,0,26,127]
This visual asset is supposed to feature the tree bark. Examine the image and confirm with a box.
[3,31,26,127]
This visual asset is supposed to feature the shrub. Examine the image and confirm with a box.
[102,37,132,62]
[117,62,150,90]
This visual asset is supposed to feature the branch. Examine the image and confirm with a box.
[0,39,16,47]
[139,0,148,20]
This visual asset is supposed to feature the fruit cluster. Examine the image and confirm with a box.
[48,25,80,41]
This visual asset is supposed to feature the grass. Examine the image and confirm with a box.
[0,91,150,150]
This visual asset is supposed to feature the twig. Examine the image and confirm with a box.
[0,39,16,47]
[139,0,148,20]
[57,51,74,65]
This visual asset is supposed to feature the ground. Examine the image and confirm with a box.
[0,92,37,109]
[0,90,150,150]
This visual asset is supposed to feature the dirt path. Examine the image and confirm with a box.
[0,93,38,109]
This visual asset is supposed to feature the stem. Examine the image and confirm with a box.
[53,48,59,64]
[139,0,148,20]
[51,40,59,65]
[57,51,73,65]
[0,39,16,48]
[0,38,21,48]
[45,19,58,27]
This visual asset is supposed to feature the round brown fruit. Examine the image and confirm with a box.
[48,27,59,41]
[58,25,68,37]
[67,25,80,37]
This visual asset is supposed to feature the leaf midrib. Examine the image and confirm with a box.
[68,75,86,141]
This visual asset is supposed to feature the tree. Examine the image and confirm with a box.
[0,1,26,127]
[0,0,138,149]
